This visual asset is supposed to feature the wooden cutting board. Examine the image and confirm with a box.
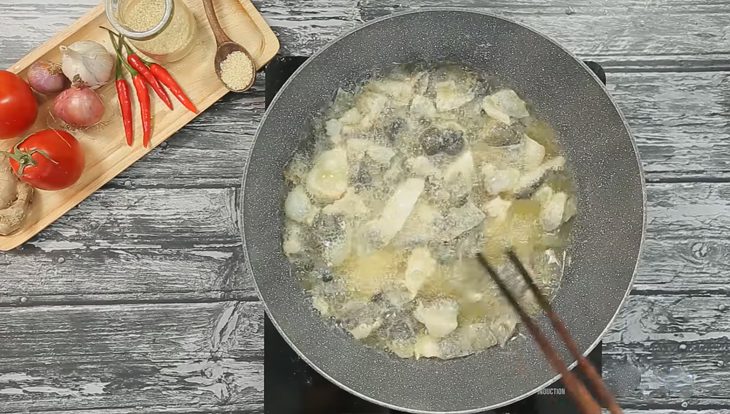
[0,0,279,251]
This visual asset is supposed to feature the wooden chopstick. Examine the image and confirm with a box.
[476,253,605,414]
[507,251,623,414]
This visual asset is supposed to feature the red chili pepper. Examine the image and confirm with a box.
[131,75,152,147]
[115,64,134,146]
[105,29,198,115]
[148,63,198,114]
[110,32,153,147]
[126,52,173,110]
[105,28,172,111]
[109,31,133,146]
[116,79,134,146]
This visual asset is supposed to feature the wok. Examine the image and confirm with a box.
[243,9,645,413]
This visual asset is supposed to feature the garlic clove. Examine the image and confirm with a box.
[60,40,115,89]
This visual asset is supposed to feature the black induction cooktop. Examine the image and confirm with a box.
[262,55,606,414]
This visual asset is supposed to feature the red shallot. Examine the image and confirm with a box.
[51,80,105,128]
[27,60,69,95]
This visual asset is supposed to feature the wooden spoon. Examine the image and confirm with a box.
[202,0,256,92]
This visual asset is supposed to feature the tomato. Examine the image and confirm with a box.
[8,129,84,191]
[0,70,38,139]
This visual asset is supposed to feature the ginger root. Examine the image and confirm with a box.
[0,157,33,236]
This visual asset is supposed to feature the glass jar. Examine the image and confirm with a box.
[105,0,197,63]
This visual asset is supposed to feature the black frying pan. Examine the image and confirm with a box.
[243,9,645,413]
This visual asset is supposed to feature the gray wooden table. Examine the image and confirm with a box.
[1,0,728,412]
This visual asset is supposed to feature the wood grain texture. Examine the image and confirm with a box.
[636,182,730,292]
[0,185,250,305]
[254,0,730,65]
[604,294,730,410]
[609,71,730,180]
[0,301,264,413]
[357,1,730,62]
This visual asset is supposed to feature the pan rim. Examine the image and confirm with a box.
[241,7,647,413]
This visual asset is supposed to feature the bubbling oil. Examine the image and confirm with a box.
[282,64,576,359]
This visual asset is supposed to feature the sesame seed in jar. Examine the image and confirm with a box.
[220,51,254,91]
[120,0,197,63]
[123,0,165,31]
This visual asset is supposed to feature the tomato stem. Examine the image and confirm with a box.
[12,154,34,178]
[2,139,57,178]
[3,151,33,178]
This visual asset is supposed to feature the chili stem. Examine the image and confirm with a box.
[105,28,138,76]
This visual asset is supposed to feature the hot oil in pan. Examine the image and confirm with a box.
[263,56,606,414]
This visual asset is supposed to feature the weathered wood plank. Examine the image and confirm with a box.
[634,182,730,292]
[357,2,730,63]
[1,180,728,305]
[0,186,251,305]
[0,247,253,306]
[604,294,730,410]
[22,187,240,246]
[2,0,730,70]
[0,301,264,413]
[609,71,730,179]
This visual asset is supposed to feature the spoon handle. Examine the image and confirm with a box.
[202,0,232,45]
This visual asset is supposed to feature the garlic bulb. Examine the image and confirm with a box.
[60,40,114,89]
